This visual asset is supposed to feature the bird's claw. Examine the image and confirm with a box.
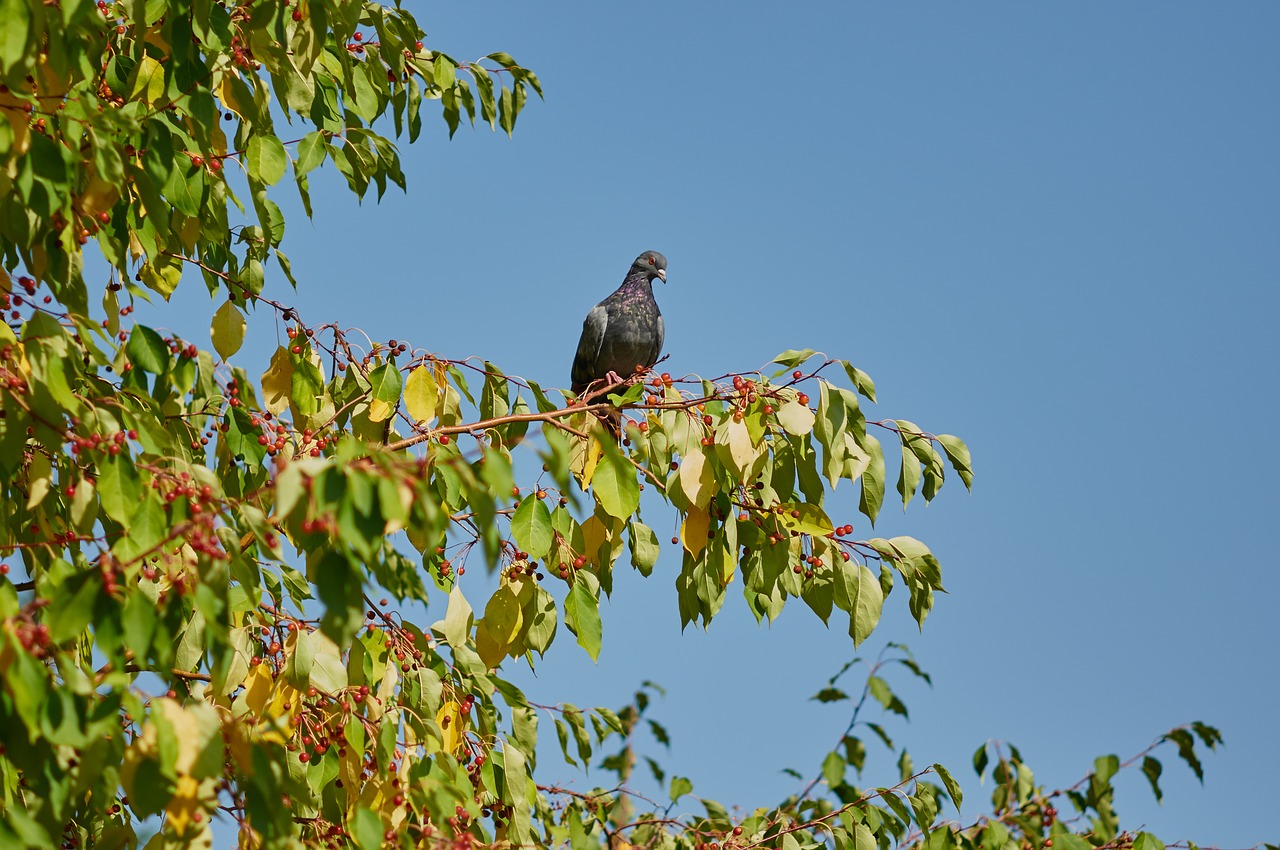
[604,370,625,387]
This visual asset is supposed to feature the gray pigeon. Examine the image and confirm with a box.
[571,251,668,396]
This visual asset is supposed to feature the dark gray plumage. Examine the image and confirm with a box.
[571,251,668,395]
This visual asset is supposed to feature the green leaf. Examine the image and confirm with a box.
[511,494,553,560]
[1165,728,1204,782]
[771,348,817,370]
[822,751,845,787]
[125,325,168,374]
[366,360,402,422]
[810,687,848,703]
[669,775,693,802]
[210,300,246,360]
[0,0,31,63]
[935,434,973,489]
[933,763,962,813]
[98,453,143,525]
[627,520,660,576]
[897,432,921,510]
[1133,834,1166,850]
[295,131,327,175]
[564,580,602,662]
[247,134,289,185]
[849,564,884,646]
[842,360,877,403]
[867,675,908,718]
[1141,755,1163,803]
[592,446,639,520]
[967,742,988,778]
[351,807,384,850]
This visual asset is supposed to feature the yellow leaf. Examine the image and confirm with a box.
[260,347,294,415]
[165,774,203,833]
[436,700,464,755]
[581,436,603,487]
[580,514,610,568]
[367,397,393,422]
[243,661,272,717]
[682,506,710,558]
[268,681,303,730]
[403,365,439,423]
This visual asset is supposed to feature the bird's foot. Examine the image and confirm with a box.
[604,370,625,387]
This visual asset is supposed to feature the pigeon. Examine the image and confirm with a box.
[571,251,668,397]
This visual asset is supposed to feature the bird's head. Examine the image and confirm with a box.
[632,251,668,283]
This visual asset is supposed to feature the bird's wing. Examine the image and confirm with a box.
[653,312,665,367]
[571,303,609,392]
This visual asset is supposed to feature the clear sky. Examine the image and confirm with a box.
[132,1,1278,843]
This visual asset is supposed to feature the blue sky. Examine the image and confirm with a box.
[136,1,1278,843]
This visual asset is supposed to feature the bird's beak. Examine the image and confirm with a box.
[657,269,666,283]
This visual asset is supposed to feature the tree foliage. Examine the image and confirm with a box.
[0,1,1228,849]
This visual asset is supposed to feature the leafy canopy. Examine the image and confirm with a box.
[0,1,1224,849]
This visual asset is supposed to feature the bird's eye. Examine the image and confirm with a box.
[647,255,655,264]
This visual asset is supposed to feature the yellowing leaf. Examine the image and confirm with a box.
[777,502,834,537]
[474,619,506,670]
[678,447,716,508]
[682,506,710,558]
[436,700,464,755]
[435,584,472,649]
[715,417,755,479]
[367,397,394,422]
[260,346,294,415]
[155,699,222,777]
[210,300,246,361]
[25,451,51,509]
[139,258,182,299]
[404,365,439,423]
[484,586,523,645]
[777,398,816,436]
[130,55,166,105]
